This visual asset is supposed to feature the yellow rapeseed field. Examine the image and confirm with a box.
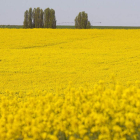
[1,29,140,92]
[0,29,140,140]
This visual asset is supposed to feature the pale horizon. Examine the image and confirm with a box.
[0,0,140,26]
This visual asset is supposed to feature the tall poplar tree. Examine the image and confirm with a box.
[28,8,33,28]
[23,10,29,28]
[44,8,56,28]
[40,9,44,28]
[50,9,56,28]
[75,11,91,29]
[34,7,44,28]
[32,8,36,28]
[44,8,50,28]
[35,7,40,28]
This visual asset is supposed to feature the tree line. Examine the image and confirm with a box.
[23,7,56,28]
[23,8,91,29]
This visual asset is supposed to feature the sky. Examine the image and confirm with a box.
[0,0,140,26]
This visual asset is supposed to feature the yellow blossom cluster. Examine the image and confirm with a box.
[0,81,140,140]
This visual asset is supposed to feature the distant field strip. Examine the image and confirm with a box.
[0,29,140,92]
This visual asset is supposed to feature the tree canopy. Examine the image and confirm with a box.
[75,11,91,29]
[23,7,56,29]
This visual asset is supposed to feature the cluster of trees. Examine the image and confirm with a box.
[23,7,56,28]
[75,11,91,29]
[23,8,91,29]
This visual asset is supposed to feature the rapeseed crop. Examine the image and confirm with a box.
[0,29,140,92]
[0,29,140,139]
[0,81,140,140]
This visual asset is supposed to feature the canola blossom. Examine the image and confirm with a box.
[0,81,140,140]
[0,29,140,140]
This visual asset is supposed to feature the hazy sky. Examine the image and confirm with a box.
[0,0,140,26]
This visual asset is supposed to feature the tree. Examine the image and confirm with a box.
[32,8,36,28]
[50,9,56,28]
[23,7,56,28]
[28,8,33,28]
[40,9,44,28]
[87,21,91,29]
[35,7,40,28]
[34,7,44,28]
[44,8,50,28]
[44,8,56,28]
[75,11,91,29]
[23,10,29,28]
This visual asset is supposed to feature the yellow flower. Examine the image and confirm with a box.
[113,125,122,133]
[83,136,90,140]
[69,136,76,140]
[41,132,47,139]
[79,129,87,138]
